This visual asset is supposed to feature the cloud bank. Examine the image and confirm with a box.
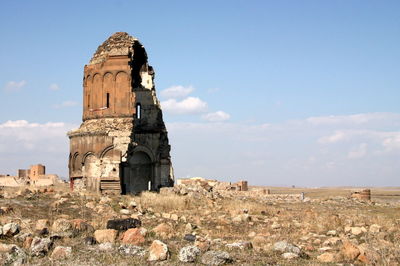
[0,112,399,186]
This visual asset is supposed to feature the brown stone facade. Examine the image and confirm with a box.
[67,32,174,194]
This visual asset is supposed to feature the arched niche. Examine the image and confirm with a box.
[121,151,153,194]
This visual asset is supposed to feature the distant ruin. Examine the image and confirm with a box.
[0,164,59,187]
[67,32,174,194]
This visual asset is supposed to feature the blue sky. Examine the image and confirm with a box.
[0,1,399,186]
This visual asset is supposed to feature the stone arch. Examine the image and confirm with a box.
[131,145,155,163]
[103,72,114,113]
[121,151,153,194]
[83,153,98,192]
[72,152,81,172]
[92,73,102,110]
[100,145,114,160]
[115,71,130,114]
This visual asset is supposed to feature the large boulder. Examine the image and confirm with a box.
[118,244,147,256]
[152,223,174,239]
[178,245,201,262]
[120,228,147,245]
[106,218,141,231]
[30,237,53,257]
[51,246,72,260]
[51,218,73,237]
[273,240,301,255]
[94,229,118,243]
[201,251,232,265]
[0,244,26,265]
[148,240,169,261]
[2,222,20,237]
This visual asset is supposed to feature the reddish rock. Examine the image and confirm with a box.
[152,223,174,239]
[23,237,33,249]
[71,219,94,233]
[148,240,169,261]
[341,241,360,261]
[35,219,50,232]
[120,228,147,245]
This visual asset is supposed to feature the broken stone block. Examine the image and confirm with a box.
[106,218,141,231]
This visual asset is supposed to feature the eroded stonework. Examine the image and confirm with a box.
[68,32,174,194]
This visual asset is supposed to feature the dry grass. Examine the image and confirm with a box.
[133,191,194,213]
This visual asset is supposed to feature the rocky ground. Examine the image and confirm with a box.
[0,181,400,265]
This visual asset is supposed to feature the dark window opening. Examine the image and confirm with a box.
[136,103,141,119]
[106,93,110,108]
[88,94,90,108]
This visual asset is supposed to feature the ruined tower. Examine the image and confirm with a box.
[68,32,174,194]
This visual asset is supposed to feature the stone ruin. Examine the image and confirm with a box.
[350,189,371,201]
[67,32,174,194]
[0,164,60,187]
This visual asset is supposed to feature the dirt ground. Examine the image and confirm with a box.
[0,184,399,265]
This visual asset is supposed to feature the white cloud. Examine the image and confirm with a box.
[306,113,400,127]
[49,83,60,91]
[52,101,78,109]
[382,133,400,151]
[348,143,368,159]
[161,97,207,114]
[318,131,348,144]
[160,85,194,99]
[202,111,230,122]
[0,120,77,177]
[3,80,26,92]
[167,112,400,186]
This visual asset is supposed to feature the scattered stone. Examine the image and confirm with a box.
[350,226,366,236]
[120,228,147,245]
[148,240,169,261]
[282,252,299,259]
[51,246,72,260]
[201,251,232,265]
[178,245,201,262]
[184,234,196,242]
[317,252,336,263]
[84,236,97,245]
[51,218,73,237]
[271,221,281,229]
[369,224,381,233]
[23,236,34,249]
[326,230,337,236]
[30,237,53,257]
[99,242,114,251]
[323,237,342,246]
[341,241,360,261]
[0,244,26,265]
[273,240,301,255]
[120,209,130,215]
[71,219,94,234]
[152,223,174,239]
[106,218,141,231]
[2,222,20,237]
[252,235,269,251]
[118,244,146,256]
[35,219,50,233]
[94,229,118,243]
[195,237,211,252]
[226,241,252,250]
